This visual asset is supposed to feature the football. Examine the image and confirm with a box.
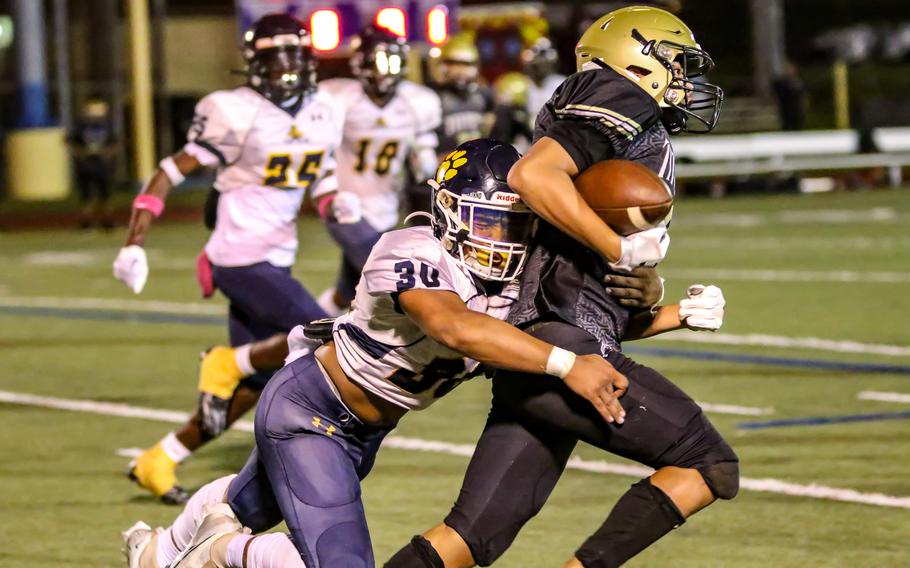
[574,160,674,235]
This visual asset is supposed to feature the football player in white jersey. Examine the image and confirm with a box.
[113,14,345,504]
[121,140,632,568]
[523,37,567,121]
[314,24,442,316]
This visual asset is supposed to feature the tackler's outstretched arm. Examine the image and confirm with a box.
[398,288,628,424]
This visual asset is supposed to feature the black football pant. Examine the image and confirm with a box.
[443,320,738,566]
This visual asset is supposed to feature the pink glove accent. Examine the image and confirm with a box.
[196,249,215,298]
[316,194,335,220]
[133,194,165,218]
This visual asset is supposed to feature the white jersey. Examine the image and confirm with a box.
[186,86,345,267]
[318,79,441,231]
[332,227,518,410]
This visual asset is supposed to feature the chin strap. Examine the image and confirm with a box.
[403,211,434,225]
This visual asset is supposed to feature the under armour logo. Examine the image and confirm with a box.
[312,416,337,436]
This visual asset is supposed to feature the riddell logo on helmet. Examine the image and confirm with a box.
[491,192,520,203]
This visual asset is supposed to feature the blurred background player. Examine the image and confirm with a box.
[314,24,441,315]
[113,13,344,504]
[490,71,533,152]
[523,37,566,120]
[405,34,494,215]
[67,96,118,229]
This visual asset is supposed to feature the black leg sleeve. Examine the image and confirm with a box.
[443,404,577,566]
[384,535,445,568]
[575,478,686,568]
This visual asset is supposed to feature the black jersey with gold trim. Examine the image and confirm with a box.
[508,66,676,354]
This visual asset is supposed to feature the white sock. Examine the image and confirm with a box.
[160,432,192,463]
[235,344,256,376]
[317,287,344,317]
[156,474,236,567]
[226,533,305,568]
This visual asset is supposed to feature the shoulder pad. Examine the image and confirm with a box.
[362,227,458,295]
[317,78,364,110]
[399,81,443,130]
[193,88,260,135]
[551,68,660,139]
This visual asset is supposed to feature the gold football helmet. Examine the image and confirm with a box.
[430,33,480,92]
[493,71,531,107]
[575,6,722,132]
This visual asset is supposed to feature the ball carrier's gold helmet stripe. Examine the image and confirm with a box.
[575,6,723,132]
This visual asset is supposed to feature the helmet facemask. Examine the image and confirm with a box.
[431,182,534,282]
[631,31,724,133]
[351,41,408,104]
[246,34,315,108]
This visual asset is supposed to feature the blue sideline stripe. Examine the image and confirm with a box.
[5,305,910,375]
[624,346,910,375]
[738,411,910,430]
[0,306,224,326]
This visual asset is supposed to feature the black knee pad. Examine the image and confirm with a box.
[661,412,740,500]
[699,460,740,500]
[383,535,445,568]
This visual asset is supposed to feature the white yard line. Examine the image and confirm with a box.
[651,331,910,357]
[675,207,899,228]
[2,389,907,509]
[676,236,910,251]
[858,391,910,404]
[17,249,337,272]
[695,402,773,416]
[661,268,910,284]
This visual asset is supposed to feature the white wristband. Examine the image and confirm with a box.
[546,347,577,379]
[159,156,186,186]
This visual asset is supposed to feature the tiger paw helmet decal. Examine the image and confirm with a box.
[436,149,468,183]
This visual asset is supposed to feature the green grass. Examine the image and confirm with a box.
[1,189,910,567]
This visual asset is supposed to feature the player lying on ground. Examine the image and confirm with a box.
[113,14,343,504]
[314,24,441,316]
[121,139,666,568]
[385,7,737,568]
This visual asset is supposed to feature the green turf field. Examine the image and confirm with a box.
[1,189,909,567]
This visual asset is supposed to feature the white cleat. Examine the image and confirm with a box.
[121,521,156,568]
[170,503,244,568]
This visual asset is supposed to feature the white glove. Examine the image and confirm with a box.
[679,284,725,331]
[113,245,149,294]
[608,227,670,273]
[331,191,363,224]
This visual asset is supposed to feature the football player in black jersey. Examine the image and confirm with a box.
[385,7,737,568]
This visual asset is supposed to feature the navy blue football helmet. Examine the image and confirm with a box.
[242,14,316,106]
[350,25,409,104]
[430,139,535,281]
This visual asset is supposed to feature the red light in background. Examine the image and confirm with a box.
[375,7,407,38]
[310,9,341,51]
[426,5,448,46]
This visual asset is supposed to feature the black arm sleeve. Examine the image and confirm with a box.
[544,120,615,173]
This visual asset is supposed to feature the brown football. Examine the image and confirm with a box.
[574,160,673,235]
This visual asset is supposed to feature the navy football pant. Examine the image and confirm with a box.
[227,353,391,567]
[444,321,738,566]
[212,262,327,389]
[326,219,383,305]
